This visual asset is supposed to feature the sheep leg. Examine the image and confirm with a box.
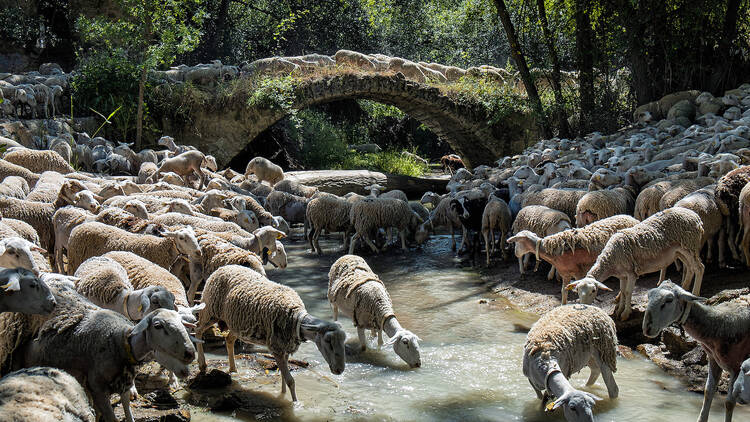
[727,222,742,262]
[400,229,407,251]
[226,332,238,373]
[357,327,367,351]
[377,329,383,347]
[619,274,637,321]
[560,279,568,305]
[121,388,135,422]
[349,233,359,255]
[691,255,705,296]
[307,226,314,250]
[276,353,297,401]
[585,357,601,386]
[719,227,727,268]
[726,371,738,422]
[742,225,750,267]
[362,234,380,254]
[698,357,722,422]
[54,245,64,273]
[483,230,491,266]
[517,257,524,274]
[449,225,456,251]
[89,375,117,422]
[500,230,508,259]
[595,352,619,398]
[658,268,666,284]
[313,229,323,255]
[546,266,555,281]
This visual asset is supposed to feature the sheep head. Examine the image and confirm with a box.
[732,359,750,405]
[137,286,177,317]
[385,328,422,368]
[506,230,540,259]
[0,237,44,276]
[73,190,100,213]
[547,389,601,422]
[566,278,611,304]
[0,268,56,314]
[642,280,705,338]
[131,309,195,378]
[163,227,202,259]
[302,316,346,375]
[265,241,287,269]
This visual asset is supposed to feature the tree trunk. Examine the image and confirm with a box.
[136,65,146,149]
[535,0,571,138]
[492,0,551,138]
[284,170,448,198]
[711,0,742,91]
[575,0,595,134]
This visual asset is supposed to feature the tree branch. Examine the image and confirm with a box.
[229,0,282,20]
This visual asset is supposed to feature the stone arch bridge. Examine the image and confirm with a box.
[160,72,538,168]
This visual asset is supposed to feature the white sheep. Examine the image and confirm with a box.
[0,237,46,277]
[481,198,512,265]
[510,205,572,278]
[0,367,95,421]
[73,256,176,320]
[328,255,421,367]
[573,207,704,320]
[523,304,618,422]
[575,187,635,227]
[306,194,352,254]
[196,265,346,401]
[245,156,284,186]
[349,197,422,254]
[0,267,56,315]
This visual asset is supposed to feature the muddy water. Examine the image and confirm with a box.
[189,235,750,421]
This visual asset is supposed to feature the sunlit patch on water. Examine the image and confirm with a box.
[189,234,750,421]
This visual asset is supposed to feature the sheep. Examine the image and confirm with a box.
[273,178,318,198]
[481,198,512,265]
[450,196,488,263]
[150,212,253,239]
[0,197,57,253]
[0,267,56,315]
[138,161,158,184]
[0,159,39,187]
[675,185,725,266]
[265,190,308,224]
[417,195,466,250]
[103,251,204,323]
[573,207,704,320]
[66,222,203,298]
[349,197,422,254]
[209,207,259,233]
[658,177,716,210]
[0,366,95,421]
[195,265,346,401]
[440,154,464,174]
[191,189,228,214]
[123,199,149,219]
[522,188,587,222]
[510,205,572,278]
[271,215,291,236]
[49,137,72,163]
[245,156,284,186]
[0,176,29,199]
[22,283,195,422]
[574,187,635,227]
[642,281,750,422]
[267,240,287,269]
[228,194,274,226]
[306,194,352,254]
[3,149,73,174]
[328,255,421,367]
[51,206,95,273]
[155,150,208,189]
[732,358,750,406]
[92,206,163,237]
[715,166,750,261]
[73,256,176,320]
[523,304,618,421]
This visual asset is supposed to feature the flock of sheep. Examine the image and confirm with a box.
[0,63,69,119]
[0,62,747,422]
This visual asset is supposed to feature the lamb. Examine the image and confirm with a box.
[245,156,284,186]
[522,188,587,222]
[209,207,259,233]
[273,178,318,198]
[138,162,158,184]
[306,194,352,254]
[227,194,274,226]
[66,223,203,297]
[267,240,287,269]
[481,198,512,265]
[271,215,291,236]
[440,154,464,174]
[265,190,308,224]
[510,205,572,278]
[523,304,618,422]
[21,282,195,422]
[328,255,421,367]
[450,196,488,263]
[572,207,704,320]
[675,185,725,266]
[0,366,95,421]
[73,256,176,320]
[508,215,639,304]
[155,150,208,189]
[191,189,228,214]
[103,251,204,323]
[0,159,39,187]
[3,149,73,174]
[196,265,346,401]
[643,281,750,422]
[0,237,47,277]
[0,176,29,199]
[0,267,56,315]
[574,187,635,227]
[349,197,422,254]
[123,199,149,219]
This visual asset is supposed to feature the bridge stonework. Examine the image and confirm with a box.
[160,73,539,168]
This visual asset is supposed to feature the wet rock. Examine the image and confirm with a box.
[136,361,173,391]
[188,369,232,390]
[705,287,750,305]
[681,346,707,366]
[617,345,635,360]
[143,390,180,410]
[660,326,697,358]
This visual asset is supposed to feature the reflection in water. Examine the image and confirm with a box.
[190,235,749,421]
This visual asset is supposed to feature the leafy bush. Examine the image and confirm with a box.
[71,50,150,141]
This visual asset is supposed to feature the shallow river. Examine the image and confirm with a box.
[189,235,750,421]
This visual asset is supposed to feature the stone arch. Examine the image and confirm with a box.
[163,73,538,168]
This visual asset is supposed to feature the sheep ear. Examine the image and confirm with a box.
[594,280,612,291]
[0,242,7,255]
[676,290,706,303]
[565,281,579,291]
[548,393,569,411]
[1,272,21,292]
[190,303,206,314]
[586,392,603,402]
[130,313,152,338]
[30,245,46,253]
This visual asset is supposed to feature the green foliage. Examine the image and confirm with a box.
[248,76,298,112]
[438,76,534,124]
[358,100,405,120]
